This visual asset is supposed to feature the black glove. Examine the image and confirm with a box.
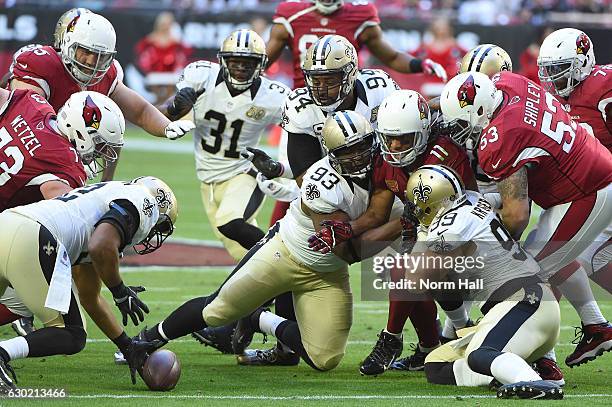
[167,87,201,119]
[124,332,164,385]
[109,283,150,326]
[400,202,420,254]
[241,147,283,179]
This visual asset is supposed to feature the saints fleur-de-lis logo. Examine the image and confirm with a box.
[412,175,432,203]
[155,188,172,210]
[433,235,452,253]
[142,197,155,217]
[305,183,320,201]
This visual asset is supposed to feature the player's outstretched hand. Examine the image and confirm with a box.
[165,120,195,140]
[241,147,283,179]
[423,58,448,82]
[111,284,150,326]
[308,220,354,254]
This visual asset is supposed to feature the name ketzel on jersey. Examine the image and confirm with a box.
[10,114,42,157]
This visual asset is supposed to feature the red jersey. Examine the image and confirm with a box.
[414,43,466,81]
[135,38,192,74]
[479,72,612,209]
[273,1,380,88]
[0,89,86,211]
[8,45,123,111]
[373,135,478,202]
[564,64,612,151]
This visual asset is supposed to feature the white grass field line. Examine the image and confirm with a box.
[67,393,612,400]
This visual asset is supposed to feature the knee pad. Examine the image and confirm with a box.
[64,325,87,355]
[308,350,343,372]
[467,346,502,377]
[217,219,247,241]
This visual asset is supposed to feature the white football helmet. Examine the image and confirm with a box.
[538,28,595,98]
[321,110,377,176]
[377,90,431,167]
[312,0,344,14]
[57,91,125,177]
[132,176,178,255]
[60,13,116,86]
[440,72,502,147]
[302,35,358,112]
[53,8,91,50]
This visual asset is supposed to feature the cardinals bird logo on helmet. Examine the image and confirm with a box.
[417,95,429,120]
[82,95,102,130]
[458,74,477,108]
[66,15,80,34]
[576,33,591,55]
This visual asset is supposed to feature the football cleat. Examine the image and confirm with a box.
[0,355,17,394]
[232,307,267,355]
[565,322,612,367]
[390,343,429,371]
[359,330,403,376]
[497,380,563,400]
[114,350,127,365]
[192,322,237,354]
[11,317,35,337]
[237,344,300,366]
[533,357,565,386]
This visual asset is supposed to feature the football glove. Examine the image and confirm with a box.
[400,202,420,254]
[308,220,354,254]
[165,120,195,140]
[423,58,448,82]
[256,173,300,202]
[241,147,283,179]
[110,283,150,326]
[166,87,202,119]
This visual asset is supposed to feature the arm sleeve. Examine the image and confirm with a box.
[95,199,141,251]
[287,131,324,178]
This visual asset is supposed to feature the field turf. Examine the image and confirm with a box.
[2,129,609,406]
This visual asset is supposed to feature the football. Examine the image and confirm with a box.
[142,349,181,391]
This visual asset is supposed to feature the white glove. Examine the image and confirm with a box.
[423,58,448,82]
[165,120,195,140]
[256,173,300,202]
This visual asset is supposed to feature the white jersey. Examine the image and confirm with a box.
[279,156,371,272]
[425,191,540,302]
[281,69,399,140]
[177,61,290,183]
[9,182,159,264]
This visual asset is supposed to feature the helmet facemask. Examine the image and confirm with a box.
[377,130,428,168]
[304,66,355,112]
[328,132,376,176]
[538,59,579,98]
[66,43,115,86]
[219,53,266,91]
[134,213,174,255]
[80,135,122,177]
[313,0,344,14]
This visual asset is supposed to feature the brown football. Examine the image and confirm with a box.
[142,349,181,391]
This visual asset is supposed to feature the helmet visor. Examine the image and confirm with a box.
[69,43,115,85]
[377,131,424,167]
[538,60,573,96]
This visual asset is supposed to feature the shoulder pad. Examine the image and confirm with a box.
[282,87,321,136]
[425,204,477,253]
[177,61,219,93]
[301,159,344,214]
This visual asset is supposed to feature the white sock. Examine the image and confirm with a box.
[490,352,541,384]
[542,348,557,362]
[383,329,402,339]
[0,337,29,361]
[259,311,286,337]
[442,317,456,339]
[444,304,469,329]
[558,267,606,325]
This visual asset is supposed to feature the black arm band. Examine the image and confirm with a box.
[108,281,127,299]
[287,132,324,178]
[410,58,423,73]
[95,200,140,251]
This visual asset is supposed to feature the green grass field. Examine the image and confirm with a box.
[1,129,610,406]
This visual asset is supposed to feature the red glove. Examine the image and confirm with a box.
[423,58,448,82]
[307,220,354,254]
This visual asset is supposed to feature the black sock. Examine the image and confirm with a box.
[275,320,321,371]
[145,296,211,341]
[0,346,10,362]
[274,292,296,321]
[112,332,131,354]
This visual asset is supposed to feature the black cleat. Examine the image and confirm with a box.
[0,356,17,394]
[237,344,300,366]
[390,343,429,371]
[497,380,564,400]
[232,307,267,355]
[359,330,403,376]
[11,316,35,337]
[192,322,237,354]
